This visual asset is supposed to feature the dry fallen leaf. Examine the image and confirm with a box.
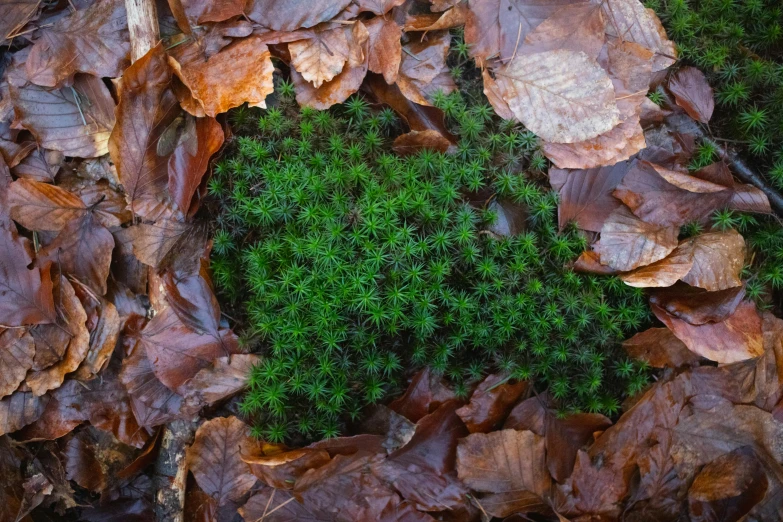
[1,0,41,42]
[365,16,402,85]
[622,327,701,368]
[495,49,620,144]
[521,2,605,59]
[8,178,87,231]
[0,328,35,398]
[393,130,452,156]
[289,26,355,89]
[594,206,679,271]
[455,374,528,433]
[388,367,457,423]
[0,390,50,436]
[649,284,746,325]
[542,116,646,169]
[668,66,714,124]
[0,227,55,326]
[246,0,353,31]
[600,0,676,71]
[167,116,224,214]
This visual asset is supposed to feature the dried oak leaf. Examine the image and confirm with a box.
[464,0,575,63]
[495,49,620,144]
[292,21,369,110]
[25,276,90,396]
[243,448,331,489]
[622,327,701,368]
[246,0,352,31]
[388,367,457,423]
[594,206,679,271]
[171,35,274,117]
[365,16,402,85]
[289,25,353,88]
[110,45,179,212]
[0,227,55,326]
[0,328,35,398]
[0,390,50,436]
[25,0,130,88]
[456,429,551,518]
[521,2,605,59]
[504,394,611,483]
[1,0,41,42]
[10,73,115,158]
[653,301,763,364]
[649,283,746,325]
[168,115,224,214]
[186,416,258,506]
[455,374,528,433]
[550,160,630,232]
[668,66,714,124]
[600,0,676,72]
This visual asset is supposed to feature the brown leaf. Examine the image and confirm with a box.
[687,447,767,521]
[542,116,646,169]
[1,0,40,42]
[129,215,208,272]
[622,327,701,368]
[292,21,369,110]
[679,229,745,291]
[24,0,130,88]
[181,353,260,409]
[8,177,86,231]
[521,2,605,58]
[239,489,314,522]
[180,0,246,24]
[399,31,450,85]
[496,49,620,144]
[244,448,331,489]
[455,374,528,433]
[594,206,679,271]
[388,367,457,423]
[171,35,275,117]
[0,227,55,326]
[0,390,50,436]
[110,45,179,212]
[11,148,63,182]
[365,16,402,85]
[186,416,258,506]
[354,0,406,15]
[573,250,620,275]
[620,240,695,288]
[71,288,121,381]
[289,26,352,88]
[456,429,551,518]
[0,328,35,398]
[403,4,468,32]
[554,449,631,519]
[246,0,352,30]
[504,395,612,482]
[392,129,452,156]
[649,283,746,325]
[600,0,676,72]
[694,162,772,215]
[63,428,108,493]
[162,261,222,336]
[25,276,90,396]
[668,66,714,124]
[550,161,630,232]
[464,0,575,63]
[168,116,224,214]
[481,69,515,120]
[653,301,764,364]
[10,73,115,158]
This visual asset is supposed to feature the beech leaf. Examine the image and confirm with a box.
[521,2,605,58]
[388,367,457,423]
[679,229,745,291]
[8,178,87,231]
[246,0,353,31]
[0,391,50,436]
[551,161,630,232]
[1,0,40,42]
[594,207,679,272]
[289,26,352,88]
[365,16,402,85]
[649,284,746,325]
[600,0,676,71]
[622,327,701,368]
[668,66,714,124]
[167,116,224,214]
[0,328,35,398]
[0,228,55,326]
[455,374,528,433]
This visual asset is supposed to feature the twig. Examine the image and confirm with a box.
[154,419,198,522]
[70,87,87,126]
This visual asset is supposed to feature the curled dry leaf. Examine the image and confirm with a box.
[396,32,454,105]
[455,374,528,433]
[393,129,452,156]
[186,416,258,506]
[72,297,120,381]
[620,240,694,288]
[0,328,35,398]
[456,429,551,518]
[594,207,679,272]
[403,4,468,32]
[24,0,129,88]
[550,161,629,232]
[167,116,224,214]
[246,0,352,31]
[388,367,457,423]
[622,327,701,368]
[668,66,714,124]
[10,74,115,158]
[0,227,55,326]
[170,35,274,118]
[649,283,746,325]
[600,0,676,71]
[653,301,764,364]
[289,26,352,88]
[495,49,620,144]
[365,16,402,85]
[0,390,50,436]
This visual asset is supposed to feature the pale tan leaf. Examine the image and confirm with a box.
[594,207,678,271]
[600,0,676,72]
[495,49,620,144]
[620,242,695,288]
[289,27,351,88]
[482,70,515,121]
[680,230,745,291]
[521,2,605,59]
[543,116,645,169]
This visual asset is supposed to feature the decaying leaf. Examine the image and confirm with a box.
[649,283,746,325]
[0,390,50,436]
[354,0,406,15]
[180,0,246,25]
[186,416,258,506]
[8,177,86,231]
[620,240,695,288]
[181,354,260,410]
[542,116,646,169]
[246,0,353,31]
[594,207,679,271]
[679,229,745,291]
[244,448,331,489]
[289,26,352,88]
[600,0,676,71]
[12,148,63,183]
[550,161,629,232]
[455,374,528,433]
[365,16,402,84]
[495,49,620,143]
[0,227,55,326]
[128,215,208,272]
[388,368,457,423]
[0,328,35,398]
[622,327,701,368]
[167,116,224,214]
[402,4,468,32]
[668,66,714,124]
[521,2,605,59]
[1,0,41,42]
[393,129,452,156]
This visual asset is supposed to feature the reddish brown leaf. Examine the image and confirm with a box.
[1,0,40,42]
[162,261,222,336]
[622,327,702,368]
[289,25,353,88]
[521,2,604,58]
[167,116,224,214]
[572,250,620,275]
[8,177,86,231]
[594,207,679,271]
[354,0,406,15]
[71,291,120,381]
[393,129,452,156]
[10,74,115,158]
[620,241,695,288]
[0,227,55,326]
[550,161,630,232]
[63,429,107,493]
[668,66,714,124]
[0,390,50,436]
[0,328,35,398]
[649,284,746,325]
[504,395,612,482]
[180,0,246,24]
[244,448,331,489]
[600,0,676,71]
[239,489,315,522]
[396,31,451,103]
[57,175,131,227]
[180,354,260,409]
[694,162,772,215]
[455,374,528,433]
[129,216,208,272]
[456,429,551,518]
[679,230,745,291]
[246,0,352,30]
[554,449,631,519]
[365,16,402,85]
[481,69,515,120]
[653,301,764,364]
[186,416,258,506]
[24,0,129,88]
[11,148,63,183]
[403,5,468,32]
[388,367,457,423]
[110,45,179,212]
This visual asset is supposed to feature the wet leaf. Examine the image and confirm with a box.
[694,162,772,215]
[0,227,55,326]
[129,216,208,272]
[649,284,746,325]
[0,328,35,398]
[354,0,406,15]
[620,241,695,288]
[594,206,679,271]
[180,0,246,24]
[10,73,115,158]
[1,0,41,42]
[456,429,551,518]
[622,327,701,368]
[668,66,714,124]
[168,116,224,214]
[25,0,129,88]
[171,35,275,117]
[8,177,86,231]
[388,367,457,423]
[244,448,331,489]
[181,354,260,409]
[402,4,468,32]
[0,390,50,436]
[550,161,630,232]
[679,230,745,291]
[521,2,604,58]
[495,49,620,144]
[186,416,258,506]
[455,374,528,433]
[653,301,764,364]
[365,16,402,84]
[246,0,352,31]
[399,32,450,85]
[600,0,676,71]
[12,148,63,182]
[573,250,620,275]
